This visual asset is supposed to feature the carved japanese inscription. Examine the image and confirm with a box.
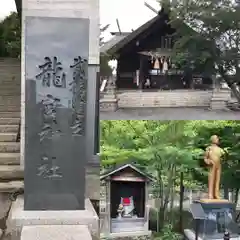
[37,155,62,179]
[69,56,87,136]
[36,56,66,88]
[36,56,67,180]
[39,94,61,142]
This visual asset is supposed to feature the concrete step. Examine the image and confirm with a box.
[0,106,20,111]
[0,118,20,125]
[0,112,20,118]
[0,142,20,153]
[0,125,18,133]
[0,97,20,101]
[0,91,20,95]
[0,180,23,193]
[0,133,17,142]
[0,165,23,180]
[0,153,20,165]
[0,96,21,101]
[0,87,21,91]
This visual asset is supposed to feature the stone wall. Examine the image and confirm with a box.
[117,90,212,108]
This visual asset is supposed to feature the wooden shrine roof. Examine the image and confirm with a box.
[100,163,154,181]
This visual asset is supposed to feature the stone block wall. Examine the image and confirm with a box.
[117,90,213,108]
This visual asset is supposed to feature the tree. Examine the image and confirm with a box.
[100,120,200,231]
[0,12,21,58]
[100,25,113,77]
[161,0,240,102]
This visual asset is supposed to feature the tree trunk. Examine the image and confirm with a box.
[170,166,176,224]
[228,82,240,103]
[220,69,240,103]
[234,188,239,205]
[179,172,184,233]
[224,187,229,200]
[158,164,175,231]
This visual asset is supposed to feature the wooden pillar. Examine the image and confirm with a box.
[106,180,111,234]
[116,58,120,89]
[144,181,149,231]
[139,56,144,90]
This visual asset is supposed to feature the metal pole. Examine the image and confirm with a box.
[179,172,184,233]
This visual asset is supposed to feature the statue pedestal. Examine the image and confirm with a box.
[198,199,230,203]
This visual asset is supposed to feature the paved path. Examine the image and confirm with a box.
[100,108,240,120]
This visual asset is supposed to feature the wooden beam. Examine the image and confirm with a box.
[15,0,22,17]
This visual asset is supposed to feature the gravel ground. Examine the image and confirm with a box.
[100,108,240,120]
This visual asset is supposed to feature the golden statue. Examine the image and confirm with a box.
[204,135,225,199]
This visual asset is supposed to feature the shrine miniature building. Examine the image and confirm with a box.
[100,164,153,237]
[184,199,240,240]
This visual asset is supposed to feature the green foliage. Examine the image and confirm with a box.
[100,55,112,77]
[101,120,240,231]
[153,224,182,240]
[0,12,21,58]
[160,0,240,100]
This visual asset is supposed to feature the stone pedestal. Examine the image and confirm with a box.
[100,78,118,112]
[7,196,99,240]
[210,89,230,110]
[100,99,118,112]
[21,225,92,240]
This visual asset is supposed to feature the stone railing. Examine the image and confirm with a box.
[100,77,119,112]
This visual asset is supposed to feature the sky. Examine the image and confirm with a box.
[0,0,159,40]
[0,0,16,20]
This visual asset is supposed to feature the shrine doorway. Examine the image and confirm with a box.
[110,180,145,218]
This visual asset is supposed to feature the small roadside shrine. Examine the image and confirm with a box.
[100,163,153,238]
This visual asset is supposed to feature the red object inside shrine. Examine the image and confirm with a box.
[122,198,130,205]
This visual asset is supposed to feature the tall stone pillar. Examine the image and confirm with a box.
[10,0,99,239]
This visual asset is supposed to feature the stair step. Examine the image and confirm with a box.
[0,112,20,118]
[0,118,20,125]
[0,133,17,142]
[0,180,23,193]
[0,142,20,153]
[0,165,23,180]
[0,153,20,165]
[0,125,18,133]
[0,91,20,95]
[0,97,21,101]
[0,107,20,111]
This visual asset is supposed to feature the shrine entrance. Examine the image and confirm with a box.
[110,181,145,218]
[100,164,153,237]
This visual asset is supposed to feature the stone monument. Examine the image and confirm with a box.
[204,135,225,199]
[9,0,100,239]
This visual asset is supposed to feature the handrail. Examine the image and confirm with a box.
[100,78,108,92]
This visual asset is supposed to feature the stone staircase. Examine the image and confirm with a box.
[0,58,22,194]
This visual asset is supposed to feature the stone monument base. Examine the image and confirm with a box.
[198,198,230,203]
[7,196,99,240]
[100,99,118,112]
[101,230,151,239]
[21,225,91,240]
[210,90,229,110]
